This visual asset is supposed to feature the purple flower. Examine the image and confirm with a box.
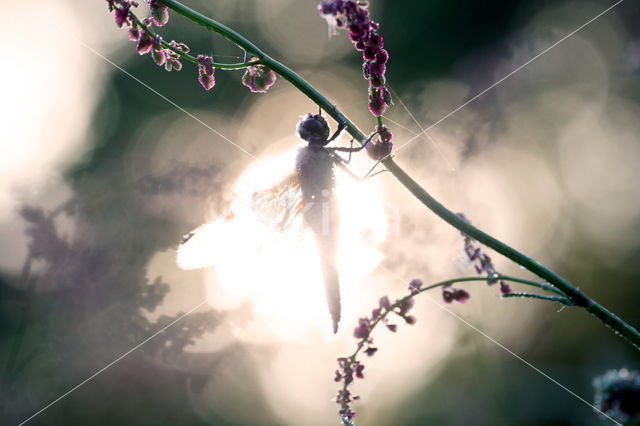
[379,295,391,310]
[114,7,130,27]
[136,32,153,55]
[499,280,512,295]
[443,286,471,304]
[151,45,166,66]
[364,346,378,357]
[242,60,277,93]
[368,86,389,116]
[128,26,141,41]
[353,318,370,339]
[408,278,423,292]
[197,55,216,90]
[366,124,393,160]
[319,0,391,118]
[397,297,415,315]
[404,315,416,325]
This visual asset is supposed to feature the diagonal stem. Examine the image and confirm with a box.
[157,0,640,350]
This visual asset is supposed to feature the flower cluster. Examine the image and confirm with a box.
[318,0,392,117]
[365,124,393,161]
[107,1,187,71]
[242,58,277,93]
[457,213,512,296]
[335,282,419,422]
[593,368,640,424]
[107,0,277,93]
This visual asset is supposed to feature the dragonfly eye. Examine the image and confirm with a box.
[297,113,330,145]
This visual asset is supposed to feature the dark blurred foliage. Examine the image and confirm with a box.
[2,0,640,425]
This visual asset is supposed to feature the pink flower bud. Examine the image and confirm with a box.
[136,33,153,55]
[196,55,216,91]
[242,61,277,93]
[151,47,166,66]
[127,27,141,42]
[149,1,169,26]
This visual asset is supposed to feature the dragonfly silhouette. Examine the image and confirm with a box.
[179,112,379,333]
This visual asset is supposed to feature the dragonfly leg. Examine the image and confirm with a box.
[332,154,390,181]
[327,119,347,143]
[327,130,378,160]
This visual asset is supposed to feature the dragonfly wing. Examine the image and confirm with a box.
[177,216,233,270]
[250,171,304,233]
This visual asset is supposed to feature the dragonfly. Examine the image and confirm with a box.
[178,112,379,333]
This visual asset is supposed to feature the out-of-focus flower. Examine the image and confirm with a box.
[593,368,640,424]
[457,213,513,296]
[335,279,421,422]
[442,285,470,304]
[241,59,277,93]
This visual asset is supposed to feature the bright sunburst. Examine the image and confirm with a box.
[177,147,387,340]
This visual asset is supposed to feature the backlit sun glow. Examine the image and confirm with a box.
[177,147,387,341]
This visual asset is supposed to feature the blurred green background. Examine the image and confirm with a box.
[1,0,639,425]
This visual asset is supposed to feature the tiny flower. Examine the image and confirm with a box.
[404,315,416,325]
[114,4,131,28]
[353,318,370,339]
[379,296,391,310]
[364,346,378,357]
[368,86,389,116]
[397,297,415,315]
[151,45,166,66]
[375,49,389,64]
[453,289,470,303]
[148,0,169,26]
[443,287,471,304]
[363,46,378,60]
[242,60,277,93]
[366,125,393,160]
[499,281,512,295]
[128,26,141,41]
[354,363,365,379]
[197,55,216,90]
[136,32,154,55]
[408,278,423,292]
[385,323,397,332]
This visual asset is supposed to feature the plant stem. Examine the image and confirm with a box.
[157,0,640,350]
[132,14,259,69]
[502,292,573,305]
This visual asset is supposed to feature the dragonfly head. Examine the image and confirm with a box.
[297,113,330,146]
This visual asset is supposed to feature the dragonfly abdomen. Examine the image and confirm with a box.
[296,146,341,332]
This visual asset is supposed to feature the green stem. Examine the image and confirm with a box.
[156,0,640,351]
[502,292,573,305]
[132,14,259,69]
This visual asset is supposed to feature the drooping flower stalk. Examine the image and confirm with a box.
[335,275,570,423]
[319,0,392,117]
